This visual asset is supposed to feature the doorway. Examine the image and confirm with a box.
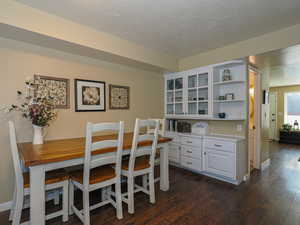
[248,67,261,171]
[269,92,278,140]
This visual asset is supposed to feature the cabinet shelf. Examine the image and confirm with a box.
[213,99,245,103]
[213,80,245,85]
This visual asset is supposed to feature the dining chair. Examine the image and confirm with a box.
[121,118,159,214]
[68,121,124,225]
[147,118,165,137]
[147,118,166,183]
[8,121,69,225]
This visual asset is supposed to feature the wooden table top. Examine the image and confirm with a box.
[18,132,172,167]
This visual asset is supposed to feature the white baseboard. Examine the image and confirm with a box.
[261,158,271,170]
[0,201,11,212]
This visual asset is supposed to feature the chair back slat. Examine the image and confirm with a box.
[90,155,117,169]
[92,122,120,133]
[8,121,24,189]
[128,119,159,172]
[137,134,154,143]
[134,147,152,157]
[91,140,118,152]
[83,121,124,187]
[147,118,165,136]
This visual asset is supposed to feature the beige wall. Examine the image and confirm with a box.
[0,37,164,203]
[270,85,300,136]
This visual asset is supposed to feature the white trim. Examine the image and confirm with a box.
[0,201,12,212]
[270,83,300,88]
[269,92,278,140]
[261,158,271,170]
[248,67,262,171]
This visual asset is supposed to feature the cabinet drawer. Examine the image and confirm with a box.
[168,144,180,163]
[181,156,202,172]
[181,146,202,159]
[181,136,202,147]
[204,139,235,153]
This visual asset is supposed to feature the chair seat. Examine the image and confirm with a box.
[69,165,116,185]
[23,169,69,189]
[122,156,150,171]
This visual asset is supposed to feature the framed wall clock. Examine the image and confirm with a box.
[109,84,130,110]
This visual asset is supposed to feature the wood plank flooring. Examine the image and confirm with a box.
[2,142,300,225]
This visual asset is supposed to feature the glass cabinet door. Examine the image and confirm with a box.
[186,71,210,116]
[166,77,184,115]
[166,69,211,117]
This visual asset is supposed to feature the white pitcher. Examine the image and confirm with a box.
[32,125,45,145]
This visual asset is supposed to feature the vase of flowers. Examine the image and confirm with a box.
[4,76,58,144]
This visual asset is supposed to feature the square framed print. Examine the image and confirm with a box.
[109,84,130,110]
[74,79,106,112]
[34,75,70,109]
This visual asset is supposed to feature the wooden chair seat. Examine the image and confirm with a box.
[122,156,150,171]
[69,165,116,185]
[23,169,69,188]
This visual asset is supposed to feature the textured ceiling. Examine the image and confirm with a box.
[257,44,300,68]
[255,44,300,86]
[16,0,300,58]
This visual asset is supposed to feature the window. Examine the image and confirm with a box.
[284,92,300,125]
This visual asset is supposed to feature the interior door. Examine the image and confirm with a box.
[269,92,277,140]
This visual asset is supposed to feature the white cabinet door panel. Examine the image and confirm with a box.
[204,149,235,179]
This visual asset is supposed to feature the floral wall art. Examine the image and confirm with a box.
[74,79,106,112]
[34,75,70,109]
[109,84,130,110]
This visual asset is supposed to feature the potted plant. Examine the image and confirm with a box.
[3,76,57,144]
[282,123,292,132]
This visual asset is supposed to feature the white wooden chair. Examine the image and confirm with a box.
[121,118,159,214]
[68,121,124,225]
[8,121,69,225]
[147,118,166,137]
[147,118,166,183]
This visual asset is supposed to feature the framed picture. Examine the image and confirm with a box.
[109,84,130,110]
[74,79,106,112]
[34,75,70,109]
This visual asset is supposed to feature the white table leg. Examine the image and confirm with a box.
[30,166,45,225]
[160,143,169,191]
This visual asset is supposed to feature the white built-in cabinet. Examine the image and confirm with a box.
[165,60,247,120]
[167,132,247,185]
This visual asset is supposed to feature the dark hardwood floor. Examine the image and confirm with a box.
[2,142,300,225]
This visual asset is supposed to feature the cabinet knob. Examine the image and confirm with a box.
[214,144,222,147]
[187,150,193,153]
[187,162,192,165]
[204,152,206,155]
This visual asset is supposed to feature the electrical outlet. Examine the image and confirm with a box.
[237,124,243,132]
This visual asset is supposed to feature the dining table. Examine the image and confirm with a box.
[18,132,172,225]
